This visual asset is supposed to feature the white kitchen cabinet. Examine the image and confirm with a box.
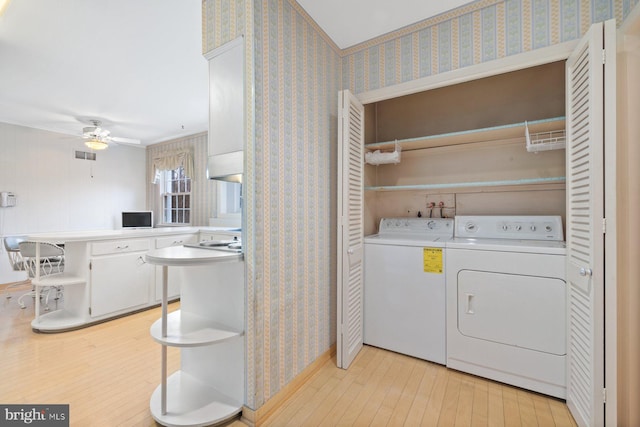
[90,250,152,318]
[205,36,245,181]
[27,228,207,332]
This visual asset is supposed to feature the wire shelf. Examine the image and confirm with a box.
[525,121,566,152]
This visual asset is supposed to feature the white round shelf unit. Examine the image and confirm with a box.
[145,246,245,427]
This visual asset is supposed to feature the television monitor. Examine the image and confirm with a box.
[122,211,153,228]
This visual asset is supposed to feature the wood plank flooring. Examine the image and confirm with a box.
[0,285,576,426]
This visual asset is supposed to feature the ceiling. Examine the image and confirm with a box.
[297,0,474,49]
[0,0,473,147]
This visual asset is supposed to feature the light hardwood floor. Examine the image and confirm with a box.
[1,284,576,427]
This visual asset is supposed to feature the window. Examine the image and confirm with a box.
[160,166,191,225]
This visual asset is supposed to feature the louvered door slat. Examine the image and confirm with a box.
[565,21,606,427]
[337,90,364,369]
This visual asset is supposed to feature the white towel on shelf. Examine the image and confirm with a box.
[365,145,401,165]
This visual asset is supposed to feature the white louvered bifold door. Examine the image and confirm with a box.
[337,90,365,369]
[565,21,608,427]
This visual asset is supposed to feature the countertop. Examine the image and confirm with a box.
[26,226,240,243]
[145,245,243,266]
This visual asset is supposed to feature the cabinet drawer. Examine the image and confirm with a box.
[91,239,150,256]
[155,234,198,249]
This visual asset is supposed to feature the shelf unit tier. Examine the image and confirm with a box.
[365,176,566,192]
[365,117,566,152]
[31,274,85,287]
[150,310,242,347]
[150,370,242,427]
[31,309,86,332]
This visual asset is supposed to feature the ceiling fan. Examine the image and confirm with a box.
[82,119,141,150]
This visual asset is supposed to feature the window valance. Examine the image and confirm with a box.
[151,149,194,183]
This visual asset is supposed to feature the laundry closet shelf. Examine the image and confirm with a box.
[365,176,566,192]
[365,117,566,152]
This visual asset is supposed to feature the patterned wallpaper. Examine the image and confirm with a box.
[251,0,341,407]
[342,0,636,94]
[202,0,637,413]
[146,132,216,226]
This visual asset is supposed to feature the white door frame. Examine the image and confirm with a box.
[354,36,616,424]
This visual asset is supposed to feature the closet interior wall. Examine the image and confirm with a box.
[364,61,567,235]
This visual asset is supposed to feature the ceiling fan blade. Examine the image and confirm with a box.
[110,136,141,145]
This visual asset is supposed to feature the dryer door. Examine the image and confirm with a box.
[457,270,566,355]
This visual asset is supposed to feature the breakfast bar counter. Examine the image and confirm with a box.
[26,227,240,332]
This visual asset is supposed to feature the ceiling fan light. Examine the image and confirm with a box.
[85,138,108,150]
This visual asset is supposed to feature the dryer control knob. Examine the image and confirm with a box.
[530,225,537,231]
[427,220,436,230]
[502,225,508,231]
[515,225,522,231]
[545,225,552,232]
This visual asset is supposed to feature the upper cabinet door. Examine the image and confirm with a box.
[206,37,245,182]
[337,90,365,369]
[206,36,244,156]
[565,19,616,427]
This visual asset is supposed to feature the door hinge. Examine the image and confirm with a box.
[603,387,607,403]
[89,261,92,270]
[603,217,607,234]
[602,49,606,64]
[88,307,92,315]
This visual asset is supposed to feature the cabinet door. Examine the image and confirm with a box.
[90,253,151,318]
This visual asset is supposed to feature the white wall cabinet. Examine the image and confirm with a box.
[205,36,245,181]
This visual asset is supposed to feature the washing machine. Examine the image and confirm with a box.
[446,215,566,398]
[364,217,453,364]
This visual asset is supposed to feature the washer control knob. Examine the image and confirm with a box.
[464,222,477,232]
[530,225,537,231]
[427,220,436,230]
[502,224,508,231]
[515,225,521,231]
[545,225,552,232]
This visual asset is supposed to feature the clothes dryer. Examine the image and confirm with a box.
[364,217,453,364]
[446,215,566,398]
